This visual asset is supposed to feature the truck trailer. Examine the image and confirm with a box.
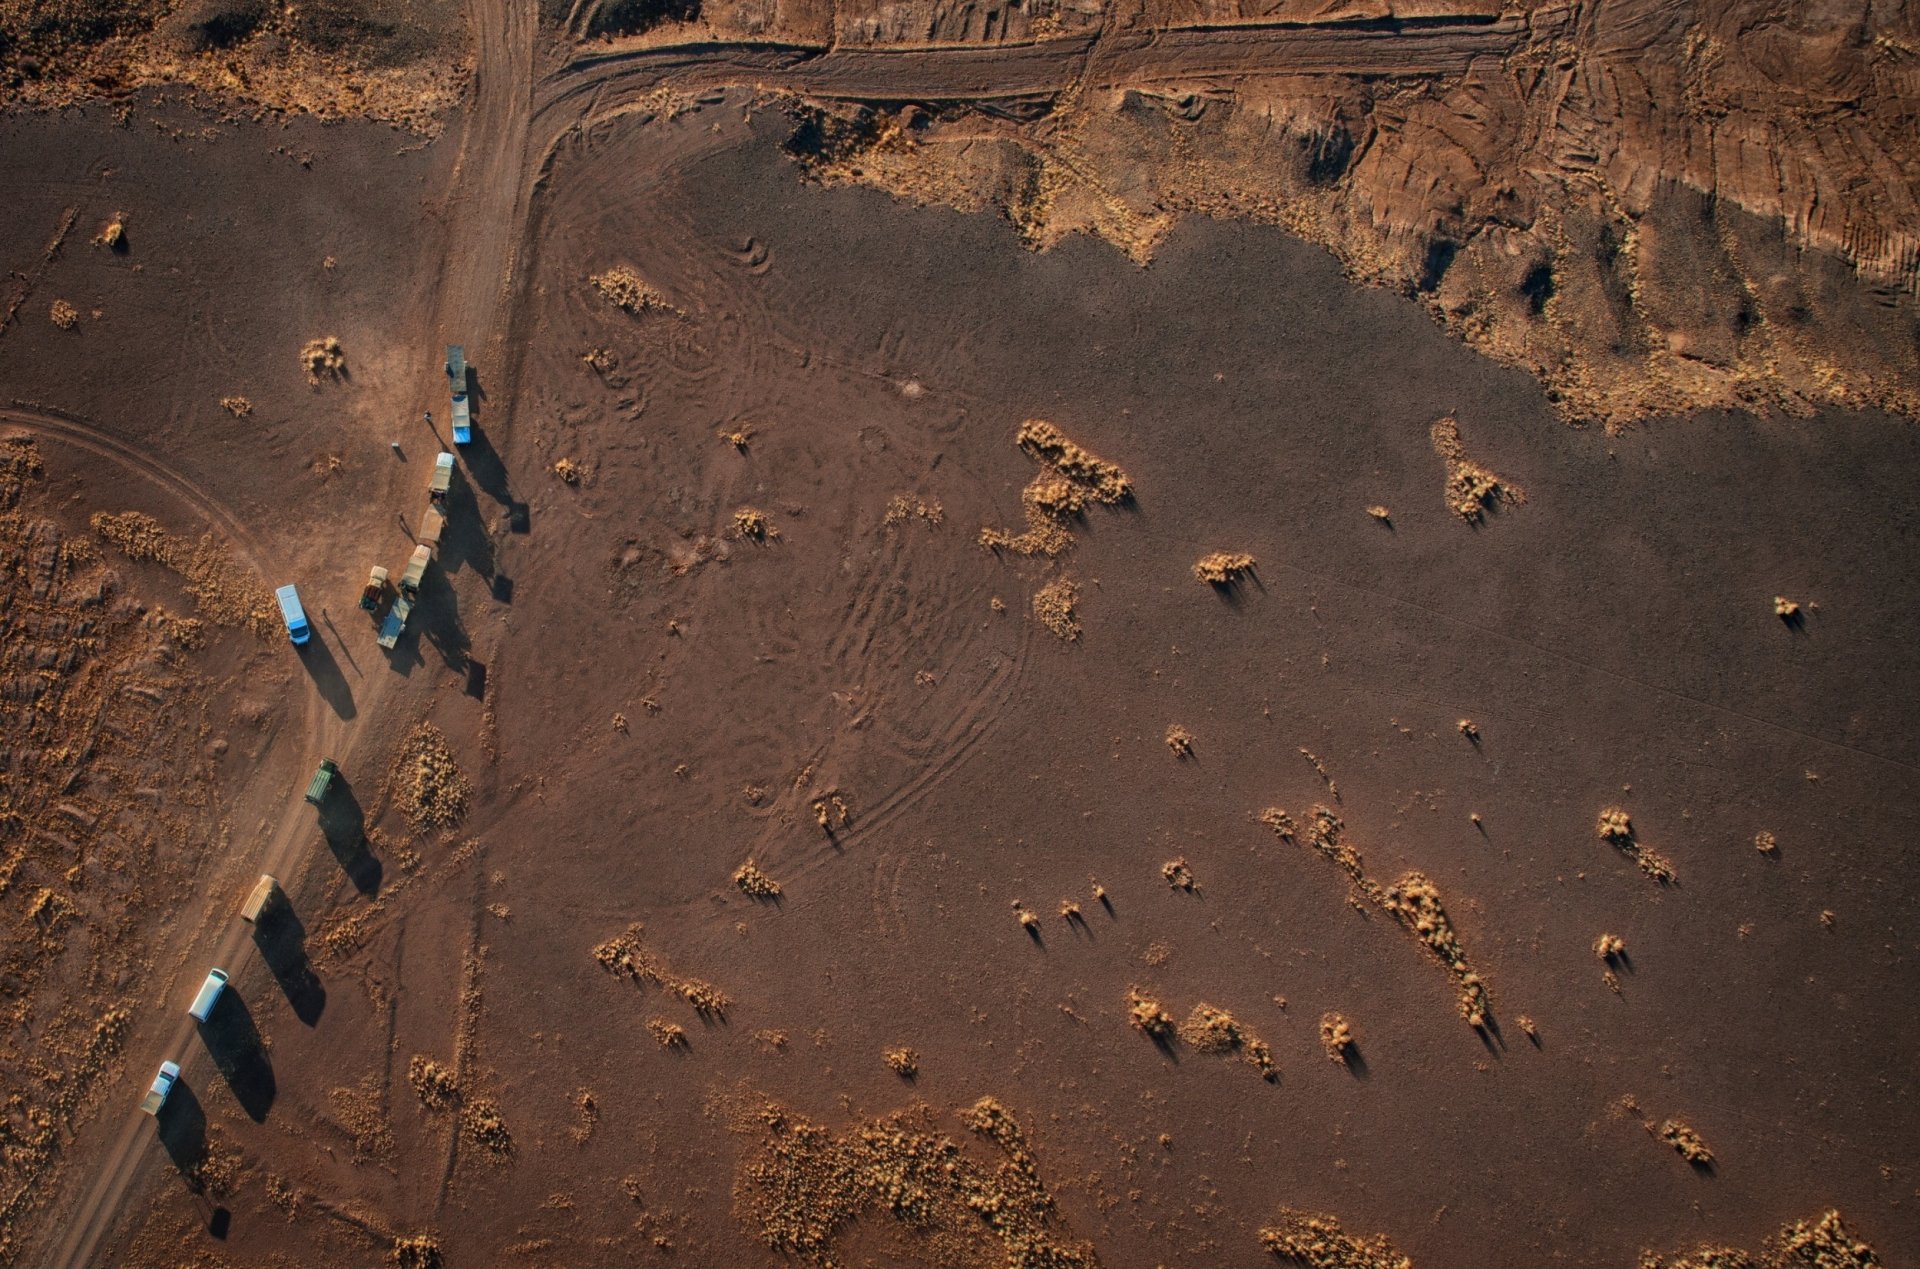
[399,543,432,597]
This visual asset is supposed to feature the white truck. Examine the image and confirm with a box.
[140,1061,181,1116]
[188,968,228,1023]
[429,451,454,504]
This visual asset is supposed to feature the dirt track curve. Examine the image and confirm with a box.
[36,3,1585,1259]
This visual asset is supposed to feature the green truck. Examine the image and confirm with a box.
[305,758,338,806]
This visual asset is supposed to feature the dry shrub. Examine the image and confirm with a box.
[1032,577,1080,640]
[1161,857,1195,891]
[1595,808,1675,882]
[49,299,78,329]
[1755,830,1778,855]
[1193,551,1256,585]
[388,722,469,834]
[1319,1012,1356,1064]
[389,1234,443,1269]
[981,419,1132,556]
[1381,872,1490,1026]
[883,1047,918,1078]
[300,335,346,382]
[736,1095,1093,1267]
[1164,724,1194,757]
[1178,1003,1276,1081]
[647,1018,688,1049]
[552,457,584,485]
[1258,806,1296,840]
[599,926,736,1020]
[460,1098,513,1157]
[90,509,279,636]
[1431,415,1524,521]
[591,266,676,315]
[1765,1210,1878,1267]
[1258,1208,1411,1269]
[1774,595,1801,619]
[219,395,252,417]
[1594,933,1627,961]
[733,859,782,900]
[1657,1118,1714,1166]
[1367,505,1392,523]
[883,494,943,528]
[1126,988,1175,1040]
[406,1055,459,1110]
[733,506,777,541]
[94,214,126,250]
[811,794,849,831]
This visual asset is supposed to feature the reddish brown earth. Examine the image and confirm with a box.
[0,3,1917,1268]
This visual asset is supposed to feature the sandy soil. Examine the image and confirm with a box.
[0,12,1916,1269]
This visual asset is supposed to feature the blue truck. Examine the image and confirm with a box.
[275,584,311,645]
[446,345,472,445]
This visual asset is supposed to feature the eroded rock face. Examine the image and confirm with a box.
[768,0,1919,426]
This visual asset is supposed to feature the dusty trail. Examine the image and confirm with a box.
[44,1,541,1259]
[533,12,1555,144]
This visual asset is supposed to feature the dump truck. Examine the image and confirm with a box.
[399,543,431,598]
[275,584,312,646]
[240,874,281,923]
[305,758,337,805]
[188,968,228,1023]
[447,345,472,445]
[419,505,447,552]
[377,593,413,649]
[360,565,389,612]
[429,451,454,504]
[140,1061,181,1116]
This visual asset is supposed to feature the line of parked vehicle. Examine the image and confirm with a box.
[139,760,339,1117]
[140,348,473,1121]
[267,346,472,652]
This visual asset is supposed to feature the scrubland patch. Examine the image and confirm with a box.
[1431,415,1524,521]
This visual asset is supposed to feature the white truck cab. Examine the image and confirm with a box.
[188,968,229,1022]
[140,1060,181,1116]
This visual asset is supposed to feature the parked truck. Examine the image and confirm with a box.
[419,505,447,552]
[399,543,432,598]
[360,565,389,612]
[188,968,228,1023]
[429,451,455,503]
[447,345,472,445]
[275,584,312,646]
[377,593,414,649]
[240,874,281,923]
[304,758,338,806]
[140,1061,181,1116]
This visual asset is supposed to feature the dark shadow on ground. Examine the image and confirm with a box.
[414,554,472,674]
[155,1079,207,1176]
[318,777,381,895]
[197,991,275,1122]
[253,902,325,1026]
[297,633,356,721]
[438,469,496,580]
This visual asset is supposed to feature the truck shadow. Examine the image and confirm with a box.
[454,409,528,534]
[415,558,472,675]
[439,474,495,581]
[297,633,357,721]
[155,1080,207,1177]
[198,992,275,1122]
[318,778,381,895]
[253,904,325,1026]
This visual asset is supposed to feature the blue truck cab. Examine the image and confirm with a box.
[275,584,311,645]
[447,345,472,445]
